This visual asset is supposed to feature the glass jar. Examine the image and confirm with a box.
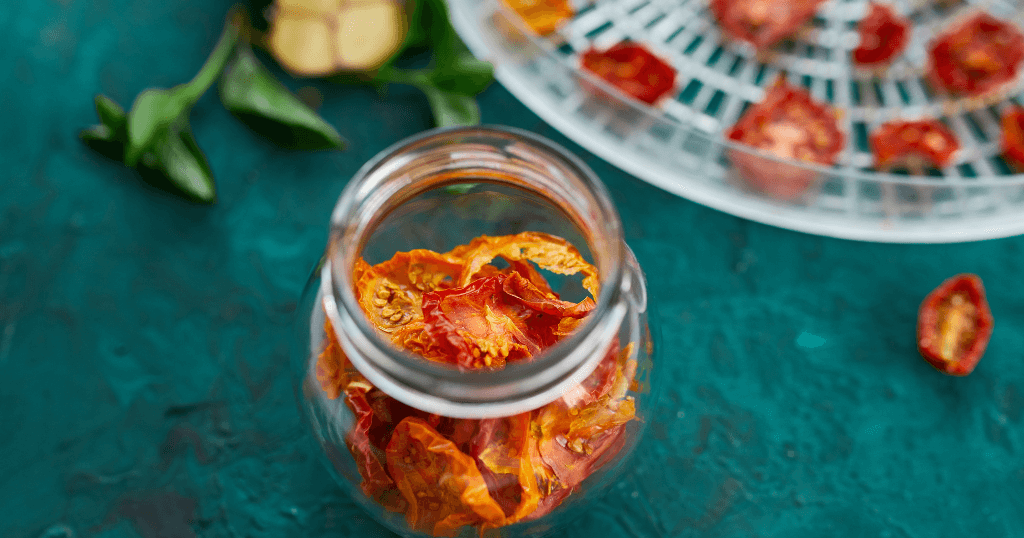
[294,126,656,537]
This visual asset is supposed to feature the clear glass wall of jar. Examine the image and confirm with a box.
[294,126,656,537]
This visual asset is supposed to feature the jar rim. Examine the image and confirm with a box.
[323,125,626,418]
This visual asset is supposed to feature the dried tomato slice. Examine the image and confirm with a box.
[386,417,506,536]
[927,12,1024,97]
[580,42,677,105]
[917,274,994,376]
[449,231,600,299]
[710,0,827,50]
[342,388,405,512]
[468,413,542,525]
[315,318,370,400]
[501,0,574,35]
[869,120,960,171]
[725,76,845,199]
[355,249,465,335]
[1001,106,1024,170]
[421,273,586,369]
[853,3,911,67]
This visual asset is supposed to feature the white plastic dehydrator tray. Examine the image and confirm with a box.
[448,0,1024,242]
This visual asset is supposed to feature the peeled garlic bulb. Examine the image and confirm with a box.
[269,0,408,76]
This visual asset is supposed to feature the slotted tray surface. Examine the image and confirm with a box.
[449,0,1024,242]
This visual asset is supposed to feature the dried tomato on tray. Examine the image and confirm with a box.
[710,0,827,50]
[917,274,994,376]
[869,119,960,171]
[501,0,574,35]
[927,12,1024,97]
[1001,106,1024,170]
[853,2,911,67]
[314,232,639,535]
[725,76,845,200]
[580,42,677,105]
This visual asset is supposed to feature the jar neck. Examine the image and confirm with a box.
[324,126,626,419]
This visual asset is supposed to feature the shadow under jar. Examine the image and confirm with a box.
[295,126,656,537]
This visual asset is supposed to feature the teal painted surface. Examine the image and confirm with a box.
[2,1,1024,537]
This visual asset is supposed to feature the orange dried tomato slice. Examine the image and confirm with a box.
[421,273,588,369]
[501,0,574,35]
[386,417,506,536]
[315,318,370,400]
[447,232,600,300]
[355,250,465,334]
[469,413,542,525]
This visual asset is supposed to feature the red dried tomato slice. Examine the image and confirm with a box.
[725,76,845,199]
[501,0,574,35]
[853,3,911,67]
[421,273,587,369]
[1001,106,1024,169]
[928,12,1024,97]
[869,120,960,171]
[917,274,994,376]
[580,42,677,105]
[386,417,506,536]
[342,388,406,512]
[710,0,827,50]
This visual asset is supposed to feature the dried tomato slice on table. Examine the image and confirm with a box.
[580,42,677,105]
[710,0,827,50]
[853,2,911,67]
[927,12,1024,97]
[869,119,960,171]
[725,76,845,199]
[917,274,994,376]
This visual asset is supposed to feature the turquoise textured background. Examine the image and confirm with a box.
[2,1,1024,537]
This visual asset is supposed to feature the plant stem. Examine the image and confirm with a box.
[179,8,243,105]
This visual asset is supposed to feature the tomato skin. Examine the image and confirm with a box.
[927,12,1024,97]
[710,0,827,50]
[853,3,911,66]
[1001,107,1024,170]
[725,76,844,200]
[917,274,994,377]
[869,120,960,170]
[580,42,677,105]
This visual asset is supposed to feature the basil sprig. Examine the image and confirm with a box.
[80,7,344,203]
[374,0,494,127]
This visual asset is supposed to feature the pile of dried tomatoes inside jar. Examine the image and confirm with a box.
[315,232,639,536]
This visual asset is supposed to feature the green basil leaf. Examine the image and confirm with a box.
[125,88,188,166]
[79,124,126,161]
[419,85,480,127]
[95,94,127,128]
[428,49,494,95]
[152,126,217,203]
[82,94,129,160]
[220,46,345,151]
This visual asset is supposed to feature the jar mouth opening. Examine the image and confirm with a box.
[324,125,625,416]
